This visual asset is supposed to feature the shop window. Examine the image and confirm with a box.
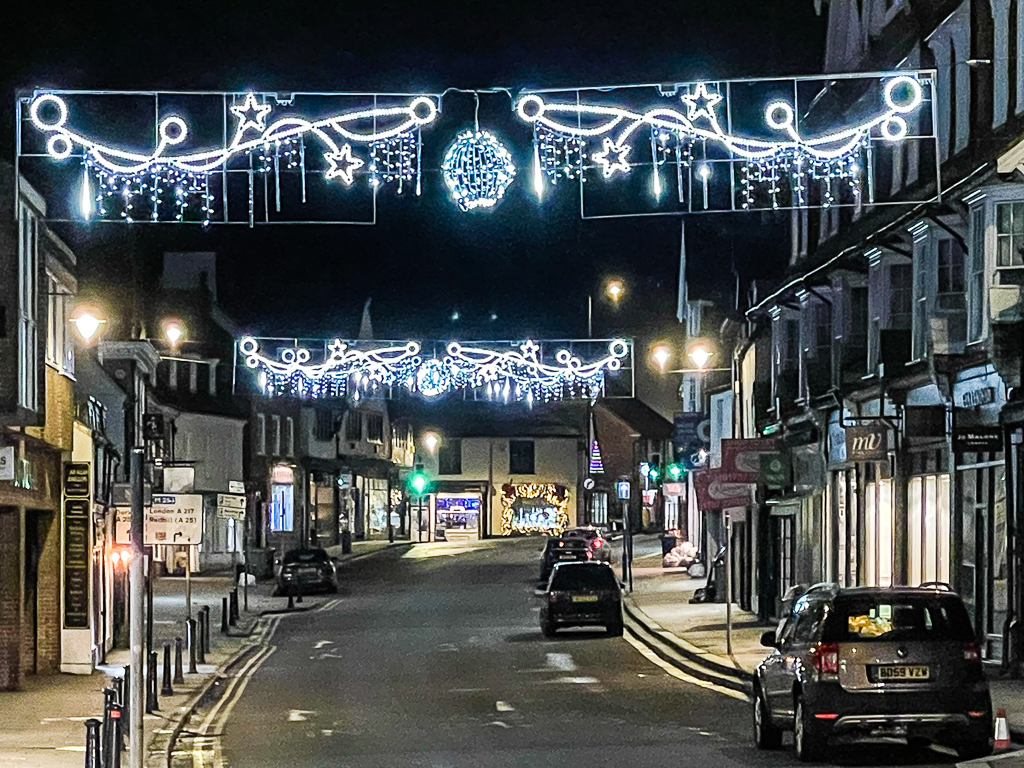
[509,440,535,474]
[864,479,894,587]
[269,483,294,532]
[255,414,266,455]
[438,439,462,475]
[592,492,608,525]
[345,412,362,441]
[937,239,965,296]
[908,474,951,586]
[366,412,384,444]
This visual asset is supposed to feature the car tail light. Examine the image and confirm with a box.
[811,642,839,676]
[592,539,603,549]
[963,642,981,664]
[549,591,567,604]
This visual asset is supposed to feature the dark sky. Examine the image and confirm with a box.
[1,1,826,340]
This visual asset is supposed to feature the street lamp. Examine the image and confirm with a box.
[422,431,440,454]
[605,278,625,305]
[688,343,713,371]
[651,344,672,372]
[161,319,186,349]
[70,306,107,343]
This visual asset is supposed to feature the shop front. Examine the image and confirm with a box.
[498,483,571,536]
[435,492,482,542]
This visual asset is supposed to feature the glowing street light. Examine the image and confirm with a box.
[651,344,672,372]
[162,319,186,349]
[70,308,106,342]
[422,431,440,454]
[688,343,714,371]
[605,279,625,304]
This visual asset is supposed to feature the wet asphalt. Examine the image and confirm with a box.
[217,539,963,768]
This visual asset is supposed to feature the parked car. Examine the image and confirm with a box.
[539,537,592,582]
[752,583,992,762]
[275,548,339,595]
[539,561,623,637]
[561,526,611,562]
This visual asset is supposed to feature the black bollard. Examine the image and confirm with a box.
[187,619,198,674]
[101,688,116,768]
[161,643,174,697]
[109,705,122,768]
[173,637,184,684]
[229,588,239,625]
[84,718,101,768]
[121,667,129,724]
[221,597,229,633]
[287,585,294,609]
[202,605,211,652]
[296,580,303,604]
[196,612,207,664]
[146,651,159,713]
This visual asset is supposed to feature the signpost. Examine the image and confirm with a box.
[148,494,203,619]
[216,493,246,520]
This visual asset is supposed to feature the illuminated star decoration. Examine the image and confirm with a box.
[229,93,272,135]
[592,138,631,178]
[324,144,365,185]
[680,82,723,124]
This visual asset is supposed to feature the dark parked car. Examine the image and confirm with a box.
[539,561,622,637]
[561,526,611,562]
[752,583,992,762]
[275,548,339,596]
[539,537,592,582]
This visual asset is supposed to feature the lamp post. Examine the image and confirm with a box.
[588,278,625,338]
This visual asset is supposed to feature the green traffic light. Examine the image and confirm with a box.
[667,463,684,480]
[649,466,661,482]
[410,473,428,494]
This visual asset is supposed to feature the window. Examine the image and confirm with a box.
[345,412,362,441]
[968,206,986,342]
[509,440,535,474]
[908,474,951,586]
[438,439,462,475]
[284,417,294,457]
[365,412,384,444]
[823,595,974,643]
[997,201,1024,267]
[255,413,266,455]
[314,409,336,442]
[890,264,913,329]
[269,483,294,532]
[271,415,281,456]
[18,205,39,411]
[937,239,965,294]
[864,478,894,587]
[591,492,608,525]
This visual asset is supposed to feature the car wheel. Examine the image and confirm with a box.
[793,696,826,763]
[753,688,782,750]
[541,618,557,638]
[955,735,993,761]
[906,736,930,751]
[606,620,624,637]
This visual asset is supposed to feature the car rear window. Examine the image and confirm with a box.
[823,595,975,642]
[550,566,617,591]
[547,539,588,551]
[284,549,329,564]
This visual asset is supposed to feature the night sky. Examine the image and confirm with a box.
[1,1,826,340]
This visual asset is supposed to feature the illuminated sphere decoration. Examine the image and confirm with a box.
[416,359,451,398]
[441,130,516,212]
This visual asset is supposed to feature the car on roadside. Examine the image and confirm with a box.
[539,537,592,582]
[561,526,612,562]
[539,561,623,637]
[275,548,340,596]
[752,583,992,762]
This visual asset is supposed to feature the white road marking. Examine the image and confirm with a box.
[288,710,316,722]
[313,640,334,649]
[54,746,87,752]
[545,652,576,671]
[623,632,748,702]
[543,676,600,685]
[485,721,511,728]
[495,701,515,712]
[41,716,93,723]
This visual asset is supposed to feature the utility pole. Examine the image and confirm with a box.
[129,448,144,768]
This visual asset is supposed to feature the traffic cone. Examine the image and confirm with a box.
[994,707,1010,750]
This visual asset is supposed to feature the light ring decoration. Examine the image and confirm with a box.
[881,115,908,141]
[883,75,923,113]
[239,337,630,402]
[26,90,441,224]
[441,130,517,211]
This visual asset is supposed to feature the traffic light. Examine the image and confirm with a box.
[407,463,430,495]
[648,464,662,484]
[667,462,685,481]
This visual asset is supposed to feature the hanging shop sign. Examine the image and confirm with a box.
[721,438,779,478]
[0,446,13,481]
[673,412,710,465]
[18,72,934,225]
[844,424,889,462]
[954,427,1003,453]
[63,498,90,629]
[239,337,631,403]
[663,482,685,497]
[758,452,791,489]
[63,462,90,498]
[693,469,754,510]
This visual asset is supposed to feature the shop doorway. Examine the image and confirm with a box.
[767,507,796,619]
[435,493,481,541]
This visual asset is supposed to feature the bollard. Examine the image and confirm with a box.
[102,688,117,768]
[187,619,198,674]
[173,637,184,685]
[296,580,303,604]
[146,651,159,713]
[121,667,129,725]
[196,612,207,665]
[84,718,102,768]
[287,585,294,609]
[109,704,122,768]
[161,643,174,697]
[221,597,229,634]
[229,588,239,626]
[202,605,211,652]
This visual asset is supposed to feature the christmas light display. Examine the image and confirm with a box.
[441,130,516,211]
[589,441,605,474]
[515,74,928,211]
[25,91,438,224]
[238,337,630,402]
[500,484,570,536]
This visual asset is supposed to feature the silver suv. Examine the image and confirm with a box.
[752,583,992,762]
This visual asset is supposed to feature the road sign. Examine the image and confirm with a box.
[114,507,132,543]
[663,482,685,497]
[146,494,203,545]
[229,480,245,494]
[217,493,246,520]
[616,479,631,500]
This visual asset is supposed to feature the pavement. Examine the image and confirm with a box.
[0,539,405,768]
